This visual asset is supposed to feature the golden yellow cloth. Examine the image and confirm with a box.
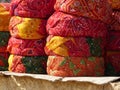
[108,0,120,10]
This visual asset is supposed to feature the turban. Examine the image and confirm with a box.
[47,12,108,37]
[47,56,104,77]
[7,37,46,56]
[8,54,47,74]
[54,0,112,24]
[9,16,47,39]
[0,3,11,31]
[45,35,106,57]
[10,0,56,18]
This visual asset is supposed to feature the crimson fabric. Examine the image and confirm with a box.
[9,16,47,39]
[7,37,46,56]
[45,35,106,57]
[10,0,56,18]
[0,32,10,52]
[105,51,120,76]
[0,52,9,70]
[107,31,120,50]
[54,0,112,24]
[47,56,104,77]
[46,12,107,37]
[8,54,47,74]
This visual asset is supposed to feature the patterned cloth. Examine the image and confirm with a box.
[8,54,47,74]
[0,3,11,31]
[54,0,112,24]
[10,0,56,18]
[107,31,120,50]
[9,16,47,39]
[47,12,108,37]
[7,37,46,56]
[108,0,120,10]
[0,52,9,70]
[0,32,10,52]
[47,56,104,77]
[45,35,106,57]
[105,51,120,76]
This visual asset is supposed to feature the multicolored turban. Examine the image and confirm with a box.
[0,3,11,31]
[105,51,120,76]
[7,37,46,56]
[10,0,56,18]
[47,56,104,77]
[107,31,120,50]
[47,12,108,37]
[8,54,47,74]
[54,0,112,24]
[45,35,106,57]
[9,16,47,39]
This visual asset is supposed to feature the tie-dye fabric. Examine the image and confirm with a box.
[0,3,11,31]
[54,0,112,24]
[45,35,106,57]
[8,54,47,74]
[7,37,46,56]
[9,16,47,39]
[47,56,104,77]
[47,12,108,37]
[10,0,56,18]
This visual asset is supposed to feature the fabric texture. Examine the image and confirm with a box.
[0,32,10,52]
[45,35,106,57]
[107,31,120,50]
[9,16,47,39]
[0,3,11,31]
[47,12,108,37]
[47,56,104,77]
[54,0,112,24]
[0,52,9,70]
[7,37,46,56]
[8,54,47,74]
[108,0,120,10]
[10,0,56,18]
[105,51,120,76]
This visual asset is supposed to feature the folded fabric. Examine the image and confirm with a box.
[8,54,47,74]
[45,35,106,57]
[9,16,47,39]
[105,51,120,76]
[47,56,104,77]
[10,0,56,18]
[107,31,120,50]
[0,32,10,52]
[47,12,108,37]
[7,37,46,56]
[0,52,9,70]
[0,3,11,31]
[108,0,120,10]
[54,0,112,24]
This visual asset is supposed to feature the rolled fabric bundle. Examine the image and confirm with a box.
[8,54,47,74]
[0,3,11,31]
[105,51,120,76]
[7,37,46,56]
[46,12,108,38]
[107,31,120,50]
[0,52,9,70]
[108,0,120,10]
[9,16,47,39]
[0,32,10,52]
[10,0,56,18]
[47,56,104,77]
[45,35,106,57]
[54,0,112,24]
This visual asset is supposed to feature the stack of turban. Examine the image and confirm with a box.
[0,3,11,71]
[7,0,56,74]
[105,1,120,76]
[45,0,112,77]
